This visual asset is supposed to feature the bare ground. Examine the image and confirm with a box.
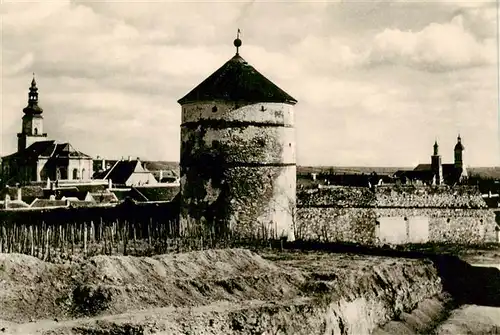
[0,248,447,335]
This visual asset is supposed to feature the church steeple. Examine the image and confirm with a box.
[23,73,43,115]
[17,74,48,152]
[454,134,465,168]
[431,139,443,185]
[433,140,439,156]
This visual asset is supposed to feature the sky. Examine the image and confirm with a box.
[0,0,498,167]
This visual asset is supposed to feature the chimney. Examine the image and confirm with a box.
[51,182,55,191]
[17,188,22,201]
[159,170,164,182]
[101,159,106,171]
[46,177,51,189]
[108,179,112,190]
[49,195,56,201]
[128,156,132,161]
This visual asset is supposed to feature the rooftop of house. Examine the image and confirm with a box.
[1,186,44,204]
[93,159,151,184]
[0,200,30,209]
[2,141,92,161]
[54,188,89,201]
[30,199,68,208]
[130,185,180,202]
[88,191,119,204]
[178,38,297,105]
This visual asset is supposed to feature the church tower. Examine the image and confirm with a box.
[431,140,443,185]
[454,134,464,169]
[177,31,297,240]
[17,74,47,152]
[454,134,467,182]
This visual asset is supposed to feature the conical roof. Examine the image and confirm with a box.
[178,53,297,105]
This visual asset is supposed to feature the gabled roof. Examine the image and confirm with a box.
[94,159,150,184]
[414,164,432,171]
[88,191,119,204]
[131,185,180,202]
[30,199,67,208]
[55,188,89,200]
[178,54,297,105]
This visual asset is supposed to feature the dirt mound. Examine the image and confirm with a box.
[0,249,453,335]
[0,249,305,323]
[0,254,76,322]
[69,248,305,317]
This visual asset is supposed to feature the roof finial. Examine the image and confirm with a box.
[31,72,36,87]
[234,28,242,55]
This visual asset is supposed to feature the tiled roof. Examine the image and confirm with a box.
[0,201,30,209]
[94,160,148,184]
[56,188,89,200]
[131,185,180,202]
[89,191,119,204]
[30,199,67,208]
[0,186,44,204]
[2,141,92,160]
[414,164,432,171]
[178,54,297,105]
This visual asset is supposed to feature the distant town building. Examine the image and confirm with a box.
[1,76,93,185]
[93,157,158,187]
[395,135,467,186]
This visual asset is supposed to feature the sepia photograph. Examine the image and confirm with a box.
[0,0,499,333]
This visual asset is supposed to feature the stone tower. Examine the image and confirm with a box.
[177,32,298,240]
[431,140,443,185]
[17,74,47,152]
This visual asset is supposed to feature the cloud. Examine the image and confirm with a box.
[366,14,495,72]
[1,1,498,166]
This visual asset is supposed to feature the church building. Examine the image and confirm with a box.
[395,135,467,185]
[1,76,93,186]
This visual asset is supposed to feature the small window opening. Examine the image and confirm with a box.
[34,128,38,135]
[260,105,266,112]
[212,106,218,113]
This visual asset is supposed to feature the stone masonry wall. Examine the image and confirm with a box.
[296,207,497,244]
[296,185,498,245]
[296,207,376,244]
[180,102,296,240]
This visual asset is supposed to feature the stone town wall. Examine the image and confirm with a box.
[375,185,487,208]
[180,102,296,240]
[296,207,497,244]
[295,207,376,244]
[296,185,498,245]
